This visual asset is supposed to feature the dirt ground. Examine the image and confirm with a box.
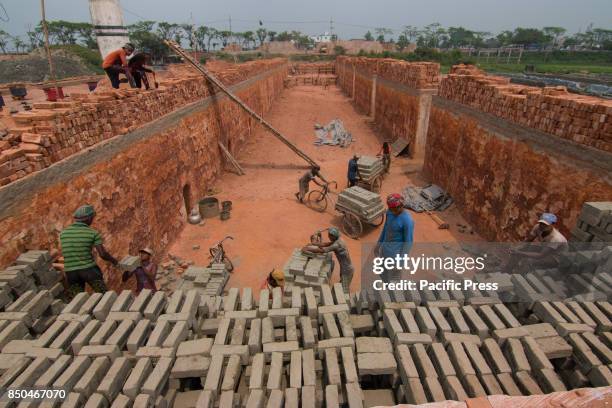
[167,84,479,295]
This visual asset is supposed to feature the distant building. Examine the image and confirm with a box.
[310,32,333,43]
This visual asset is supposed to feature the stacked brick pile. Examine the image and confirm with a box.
[439,64,612,153]
[475,239,611,303]
[336,56,440,90]
[571,202,612,243]
[0,59,287,186]
[0,250,63,309]
[0,277,610,407]
[290,63,335,75]
[357,156,384,183]
[282,249,333,296]
[177,264,231,297]
[284,75,337,88]
[336,186,385,223]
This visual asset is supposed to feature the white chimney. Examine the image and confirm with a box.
[89,0,130,58]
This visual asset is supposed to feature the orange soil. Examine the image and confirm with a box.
[168,85,478,295]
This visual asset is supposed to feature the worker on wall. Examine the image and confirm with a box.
[296,165,327,203]
[128,52,155,89]
[102,42,135,89]
[122,248,158,294]
[59,205,120,299]
[302,227,355,293]
[347,155,360,187]
[504,213,568,272]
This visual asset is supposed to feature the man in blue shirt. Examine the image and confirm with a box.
[347,155,360,187]
[377,193,415,260]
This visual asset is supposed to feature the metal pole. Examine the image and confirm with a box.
[40,0,59,98]
[164,40,319,169]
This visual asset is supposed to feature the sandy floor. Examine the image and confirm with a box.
[167,85,478,294]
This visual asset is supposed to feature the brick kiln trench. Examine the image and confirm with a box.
[0,58,610,407]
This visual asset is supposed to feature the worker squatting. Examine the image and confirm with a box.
[372,279,499,292]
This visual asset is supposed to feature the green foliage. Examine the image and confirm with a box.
[0,29,9,53]
[333,45,346,55]
[364,31,374,41]
[128,22,169,62]
[49,44,104,73]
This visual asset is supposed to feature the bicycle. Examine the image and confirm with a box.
[208,236,234,272]
[306,181,337,213]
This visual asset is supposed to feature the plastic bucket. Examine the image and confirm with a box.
[221,200,232,211]
[220,210,231,221]
[43,87,64,102]
[9,86,26,99]
[198,197,219,219]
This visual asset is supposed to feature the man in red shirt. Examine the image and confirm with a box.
[102,43,135,89]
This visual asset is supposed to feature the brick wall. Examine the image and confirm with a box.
[0,61,287,289]
[336,56,438,155]
[424,101,612,241]
[440,65,612,153]
[0,59,287,186]
[336,56,439,90]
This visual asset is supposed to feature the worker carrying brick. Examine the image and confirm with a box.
[347,155,360,187]
[302,228,355,292]
[59,205,120,299]
[122,248,158,294]
[128,52,155,90]
[102,42,135,89]
[504,213,568,273]
[296,165,327,203]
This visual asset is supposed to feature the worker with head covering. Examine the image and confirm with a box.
[102,42,135,89]
[262,269,285,292]
[504,212,568,273]
[377,193,415,258]
[122,247,158,294]
[60,204,120,299]
[303,227,354,292]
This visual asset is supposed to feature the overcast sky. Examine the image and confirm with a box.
[2,0,611,39]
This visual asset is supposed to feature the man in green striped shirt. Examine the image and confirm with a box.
[60,204,119,299]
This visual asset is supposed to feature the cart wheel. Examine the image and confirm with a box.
[342,212,363,239]
[223,256,234,273]
[370,176,382,193]
[306,190,327,212]
[370,212,385,227]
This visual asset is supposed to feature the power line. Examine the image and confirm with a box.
[0,2,9,23]
[121,6,148,21]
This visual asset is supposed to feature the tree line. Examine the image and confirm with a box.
[364,24,612,51]
[0,20,318,59]
[1,20,610,58]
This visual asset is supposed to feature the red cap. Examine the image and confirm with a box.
[387,193,403,208]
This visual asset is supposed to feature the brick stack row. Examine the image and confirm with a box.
[336,56,440,90]
[0,250,63,311]
[439,64,612,153]
[571,202,612,243]
[0,280,610,407]
[0,59,287,186]
[282,249,333,296]
[335,186,385,223]
[290,63,335,76]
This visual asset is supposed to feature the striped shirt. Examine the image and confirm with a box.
[60,222,103,272]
